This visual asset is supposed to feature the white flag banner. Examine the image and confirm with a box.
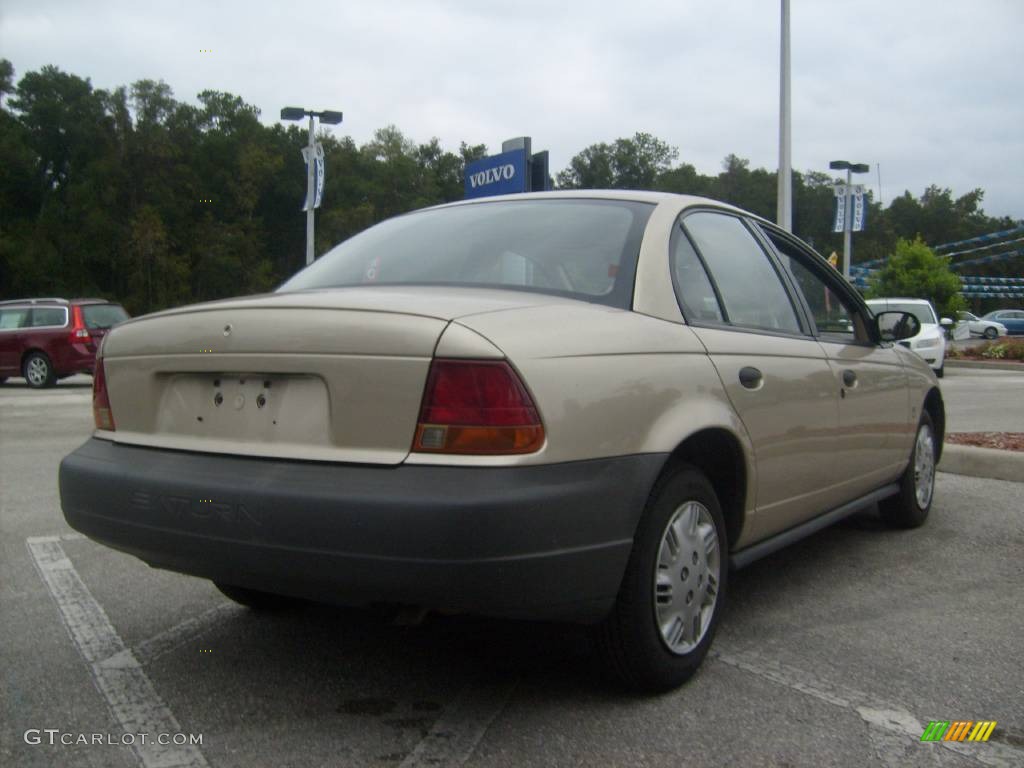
[301,142,325,211]
[851,184,867,232]
[832,184,846,233]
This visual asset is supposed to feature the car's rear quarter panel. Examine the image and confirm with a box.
[443,303,756,497]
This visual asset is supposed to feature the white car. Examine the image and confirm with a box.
[866,298,952,377]
[957,311,1008,340]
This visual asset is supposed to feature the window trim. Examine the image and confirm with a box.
[676,207,810,338]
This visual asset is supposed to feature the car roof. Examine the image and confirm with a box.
[0,297,117,307]
[422,189,751,216]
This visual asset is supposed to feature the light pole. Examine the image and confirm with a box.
[281,106,343,266]
[829,160,869,280]
[777,0,792,232]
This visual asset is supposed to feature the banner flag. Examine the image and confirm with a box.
[851,184,867,232]
[301,142,325,211]
[832,184,846,233]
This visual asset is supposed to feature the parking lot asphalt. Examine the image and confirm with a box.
[2,369,1022,768]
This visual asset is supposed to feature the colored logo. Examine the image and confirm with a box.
[920,721,997,742]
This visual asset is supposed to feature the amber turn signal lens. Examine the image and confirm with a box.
[414,424,545,454]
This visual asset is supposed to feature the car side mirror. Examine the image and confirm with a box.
[875,311,921,342]
[940,317,953,327]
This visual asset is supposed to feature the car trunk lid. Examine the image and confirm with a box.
[97,288,552,464]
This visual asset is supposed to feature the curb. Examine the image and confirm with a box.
[945,359,1024,372]
[938,443,1024,483]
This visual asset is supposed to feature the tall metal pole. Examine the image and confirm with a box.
[305,114,316,266]
[842,167,852,280]
[776,0,792,231]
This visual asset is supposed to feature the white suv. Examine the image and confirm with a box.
[866,298,952,377]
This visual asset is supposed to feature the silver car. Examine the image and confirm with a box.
[60,191,943,692]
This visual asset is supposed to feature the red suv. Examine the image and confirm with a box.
[0,298,130,388]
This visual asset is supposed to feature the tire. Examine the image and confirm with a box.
[23,352,56,388]
[879,411,936,529]
[215,582,297,610]
[983,327,998,340]
[0,377,7,385]
[595,464,728,692]
[935,364,944,379]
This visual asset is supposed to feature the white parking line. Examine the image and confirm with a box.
[132,603,238,666]
[27,537,209,768]
[715,648,1021,767]
[398,679,518,768]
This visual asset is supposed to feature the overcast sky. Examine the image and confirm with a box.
[2,0,1022,218]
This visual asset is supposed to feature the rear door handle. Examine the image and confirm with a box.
[738,366,763,389]
[842,369,857,387]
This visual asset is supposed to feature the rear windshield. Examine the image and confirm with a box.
[82,304,129,329]
[869,301,937,325]
[278,199,655,309]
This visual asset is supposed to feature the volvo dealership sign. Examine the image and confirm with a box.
[464,149,528,198]
[464,136,553,199]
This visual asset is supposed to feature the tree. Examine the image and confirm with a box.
[557,132,677,189]
[866,237,967,318]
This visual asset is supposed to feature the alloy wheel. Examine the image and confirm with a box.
[26,356,50,387]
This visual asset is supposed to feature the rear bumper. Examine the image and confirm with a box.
[60,438,666,623]
[55,342,97,376]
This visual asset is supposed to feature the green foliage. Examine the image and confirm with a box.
[556,132,677,189]
[0,61,1019,317]
[866,237,968,318]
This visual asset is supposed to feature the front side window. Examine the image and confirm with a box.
[682,212,801,333]
[279,199,655,309]
[763,230,865,343]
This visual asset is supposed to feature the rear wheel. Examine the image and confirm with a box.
[983,327,998,340]
[23,352,55,388]
[880,412,936,529]
[215,582,297,610]
[596,464,727,692]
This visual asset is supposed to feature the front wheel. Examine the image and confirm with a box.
[595,464,727,692]
[983,327,998,340]
[879,412,936,529]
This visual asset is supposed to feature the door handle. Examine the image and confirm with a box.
[842,369,857,387]
[738,366,763,390]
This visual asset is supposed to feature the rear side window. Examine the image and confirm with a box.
[670,225,724,323]
[31,307,67,327]
[682,212,801,334]
[82,304,129,329]
[0,308,29,329]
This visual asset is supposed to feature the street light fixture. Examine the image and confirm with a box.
[280,106,344,266]
[829,160,870,280]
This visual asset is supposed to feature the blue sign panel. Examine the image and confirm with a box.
[464,149,528,199]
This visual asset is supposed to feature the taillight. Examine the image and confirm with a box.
[413,360,544,454]
[70,305,91,342]
[93,359,115,431]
